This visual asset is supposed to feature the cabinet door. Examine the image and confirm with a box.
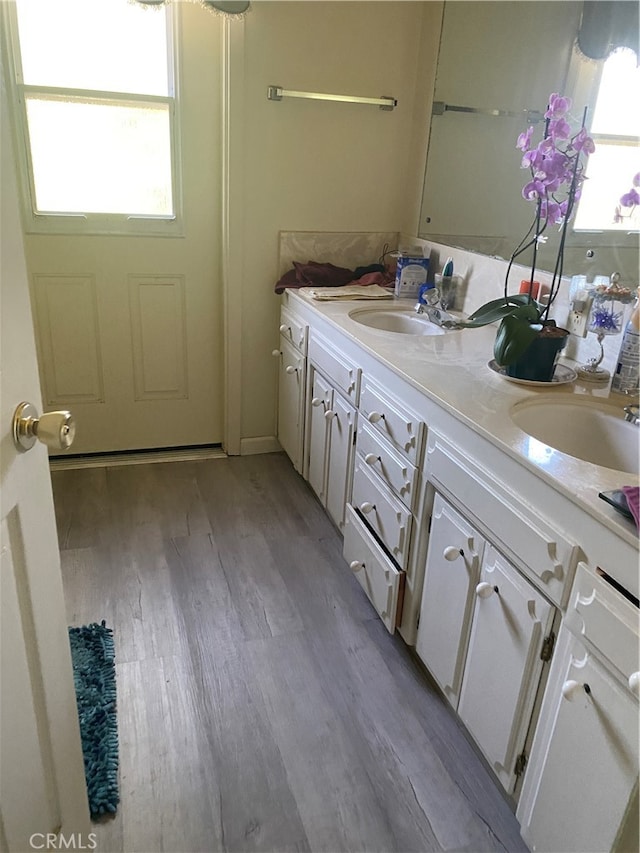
[416,494,484,708]
[458,546,554,792]
[307,369,332,502]
[518,627,639,853]
[277,336,305,473]
[325,393,357,530]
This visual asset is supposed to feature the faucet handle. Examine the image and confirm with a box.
[623,404,639,424]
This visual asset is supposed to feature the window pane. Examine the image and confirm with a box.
[591,49,640,137]
[16,0,169,96]
[573,144,640,231]
[26,98,173,216]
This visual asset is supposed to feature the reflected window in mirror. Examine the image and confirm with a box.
[573,49,640,233]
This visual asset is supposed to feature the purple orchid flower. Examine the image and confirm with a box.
[516,126,534,151]
[544,93,571,119]
[621,188,640,207]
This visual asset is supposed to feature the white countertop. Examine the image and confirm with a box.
[288,289,639,552]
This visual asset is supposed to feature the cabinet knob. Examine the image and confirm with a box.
[285,365,297,375]
[628,672,640,694]
[364,453,380,465]
[349,560,364,573]
[475,581,498,599]
[359,501,375,514]
[562,680,592,701]
[443,546,463,561]
[324,409,336,421]
[368,411,385,424]
[271,349,281,357]
[311,397,324,408]
[279,324,290,334]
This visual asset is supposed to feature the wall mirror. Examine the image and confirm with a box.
[418,1,639,283]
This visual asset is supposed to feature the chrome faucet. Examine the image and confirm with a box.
[414,301,461,329]
[623,404,639,425]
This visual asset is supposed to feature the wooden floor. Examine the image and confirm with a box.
[53,453,527,853]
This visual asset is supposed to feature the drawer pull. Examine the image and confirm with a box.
[476,581,499,599]
[368,411,385,424]
[279,324,290,334]
[443,546,464,561]
[324,409,336,421]
[360,501,376,514]
[629,672,640,694]
[350,560,364,573]
[311,397,324,408]
[285,365,297,375]
[562,680,592,700]
[364,453,381,465]
[271,349,281,357]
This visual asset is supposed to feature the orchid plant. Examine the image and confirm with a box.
[615,172,640,224]
[459,93,596,367]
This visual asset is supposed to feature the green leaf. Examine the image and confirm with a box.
[493,315,540,366]
[456,294,534,328]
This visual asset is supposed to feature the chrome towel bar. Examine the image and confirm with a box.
[432,100,543,124]
[267,86,397,111]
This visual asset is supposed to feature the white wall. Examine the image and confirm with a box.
[238,1,441,442]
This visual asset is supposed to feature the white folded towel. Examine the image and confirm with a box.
[306,284,393,301]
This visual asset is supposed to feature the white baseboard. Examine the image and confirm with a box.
[240,436,282,456]
[49,445,227,471]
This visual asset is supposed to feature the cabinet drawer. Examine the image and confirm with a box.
[565,563,640,686]
[426,431,577,607]
[279,306,308,354]
[356,421,418,510]
[343,505,404,634]
[360,377,424,466]
[351,457,412,569]
[309,331,360,403]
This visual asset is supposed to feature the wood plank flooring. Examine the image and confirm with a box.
[53,453,527,853]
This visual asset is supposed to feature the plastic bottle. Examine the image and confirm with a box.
[611,287,640,393]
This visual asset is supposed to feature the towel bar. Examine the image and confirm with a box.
[267,86,397,111]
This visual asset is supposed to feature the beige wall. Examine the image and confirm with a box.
[238,1,441,441]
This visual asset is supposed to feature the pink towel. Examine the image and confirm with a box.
[622,486,640,528]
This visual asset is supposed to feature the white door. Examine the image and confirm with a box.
[0,68,90,850]
[7,3,224,455]
[415,493,484,708]
[458,545,554,792]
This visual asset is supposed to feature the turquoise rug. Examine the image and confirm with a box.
[68,621,119,818]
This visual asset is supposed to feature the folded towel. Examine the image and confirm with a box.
[306,284,393,301]
[274,261,354,294]
[621,486,639,528]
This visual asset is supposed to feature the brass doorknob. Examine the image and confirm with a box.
[12,402,76,452]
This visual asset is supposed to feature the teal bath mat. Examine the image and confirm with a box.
[68,621,119,818]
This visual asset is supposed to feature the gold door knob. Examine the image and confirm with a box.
[12,402,76,452]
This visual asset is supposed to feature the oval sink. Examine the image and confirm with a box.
[349,308,446,336]
[510,395,639,474]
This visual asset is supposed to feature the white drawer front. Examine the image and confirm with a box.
[343,505,404,634]
[565,563,640,687]
[309,331,360,403]
[280,306,308,353]
[360,377,424,465]
[356,421,418,510]
[426,431,578,607]
[351,458,412,569]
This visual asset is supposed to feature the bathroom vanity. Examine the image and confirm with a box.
[273,285,639,852]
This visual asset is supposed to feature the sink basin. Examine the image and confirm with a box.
[510,395,639,474]
[349,308,446,336]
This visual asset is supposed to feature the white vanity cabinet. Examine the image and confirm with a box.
[273,334,306,473]
[304,331,360,530]
[517,564,640,853]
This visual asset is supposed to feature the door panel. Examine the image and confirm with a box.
[20,5,224,454]
[307,369,332,501]
[325,393,356,530]
[458,546,553,791]
[1,65,90,849]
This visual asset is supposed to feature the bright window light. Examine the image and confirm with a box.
[12,0,176,226]
[574,49,640,233]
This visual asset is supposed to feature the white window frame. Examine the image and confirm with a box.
[2,1,184,237]
[567,49,639,249]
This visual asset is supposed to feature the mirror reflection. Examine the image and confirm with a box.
[418,1,639,283]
